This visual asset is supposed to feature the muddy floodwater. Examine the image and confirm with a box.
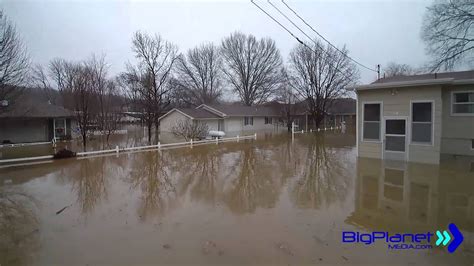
[0,130,473,265]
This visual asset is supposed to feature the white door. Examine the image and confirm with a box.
[383,118,407,161]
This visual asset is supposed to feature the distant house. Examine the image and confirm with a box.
[327,98,356,126]
[354,70,474,164]
[159,104,281,135]
[288,98,356,130]
[0,92,75,144]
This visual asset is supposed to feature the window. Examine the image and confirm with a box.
[264,117,272,124]
[452,92,474,115]
[471,139,474,150]
[244,116,253,126]
[363,103,381,141]
[411,102,432,144]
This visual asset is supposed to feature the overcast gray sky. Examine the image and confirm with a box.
[2,0,432,84]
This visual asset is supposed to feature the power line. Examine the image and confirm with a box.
[280,0,378,73]
[250,0,357,82]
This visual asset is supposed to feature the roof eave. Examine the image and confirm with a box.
[355,78,455,91]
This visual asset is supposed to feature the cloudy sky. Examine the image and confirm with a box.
[2,0,432,84]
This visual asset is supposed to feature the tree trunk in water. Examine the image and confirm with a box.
[82,133,87,152]
[154,122,159,144]
[147,123,152,143]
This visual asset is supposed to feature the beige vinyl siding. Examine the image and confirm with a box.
[441,86,474,156]
[204,119,219,131]
[357,86,442,164]
[159,111,191,132]
[358,142,382,159]
[224,117,242,133]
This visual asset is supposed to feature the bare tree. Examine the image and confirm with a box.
[171,119,209,141]
[383,62,415,77]
[275,69,298,132]
[88,55,122,144]
[221,32,283,106]
[174,43,223,106]
[422,0,474,71]
[120,31,178,143]
[0,10,29,112]
[288,40,359,128]
[32,56,109,150]
[70,61,97,150]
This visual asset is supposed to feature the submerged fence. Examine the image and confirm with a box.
[291,122,344,140]
[0,134,257,165]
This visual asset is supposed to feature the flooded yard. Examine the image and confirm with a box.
[0,130,473,265]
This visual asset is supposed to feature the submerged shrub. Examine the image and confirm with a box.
[53,149,76,159]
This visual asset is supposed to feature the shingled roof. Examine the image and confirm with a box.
[372,70,474,84]
[355,70,474,91]
[0,90,74,118]
[177,108,221,119]
[202,104,280,117]
[327,98,356,115]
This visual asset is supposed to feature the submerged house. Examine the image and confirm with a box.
[159,104,281,135]
[354,70,474,164]
[0,92,75,144]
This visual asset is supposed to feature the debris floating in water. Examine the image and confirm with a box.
[56,204,72,215]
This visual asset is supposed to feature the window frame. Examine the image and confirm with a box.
[451,91,474,116]
[244,116,253,126]
[361,102,383,143]
[264,117,272,125]
[410,100,435,146]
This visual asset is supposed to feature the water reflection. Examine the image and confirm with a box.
[127,151,178,220]
[291,134,353,209]
[348,157,474,251]
[69,158,110,214]
[1,130,473,264]
[0,186,39,265]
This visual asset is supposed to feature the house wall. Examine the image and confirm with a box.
[357,86,443,164]
[440,85,474,156]
[159,111,191,132]
[224,117,242,133]
[159,110,222,134]
[204,119,219,131]
[0,118,50,143]
[224,116,276,135]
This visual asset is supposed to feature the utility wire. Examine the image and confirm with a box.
[250,0,357,81]
[280,0,378,73]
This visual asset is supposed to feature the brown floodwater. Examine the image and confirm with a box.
[0,130,473,265]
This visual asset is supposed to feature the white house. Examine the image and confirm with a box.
[354,70,474,164]
[158,104,281,136]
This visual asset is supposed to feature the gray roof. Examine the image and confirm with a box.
[327,98,356,115]
[0,91,74,118]
[205,104,280,117]
[373,70,474,84]
[177,108,221,119]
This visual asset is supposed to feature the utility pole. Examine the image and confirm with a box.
[377,64,381,80]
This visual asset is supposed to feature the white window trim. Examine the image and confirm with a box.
[361,101,383,143]
[410,100,435,147]
[383,116,408,158]
[451,91,474,117]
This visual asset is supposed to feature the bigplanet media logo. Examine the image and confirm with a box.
[342,223,464,253]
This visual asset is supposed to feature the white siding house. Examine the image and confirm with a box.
[354,70,474,164]
[159,104,281,136]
